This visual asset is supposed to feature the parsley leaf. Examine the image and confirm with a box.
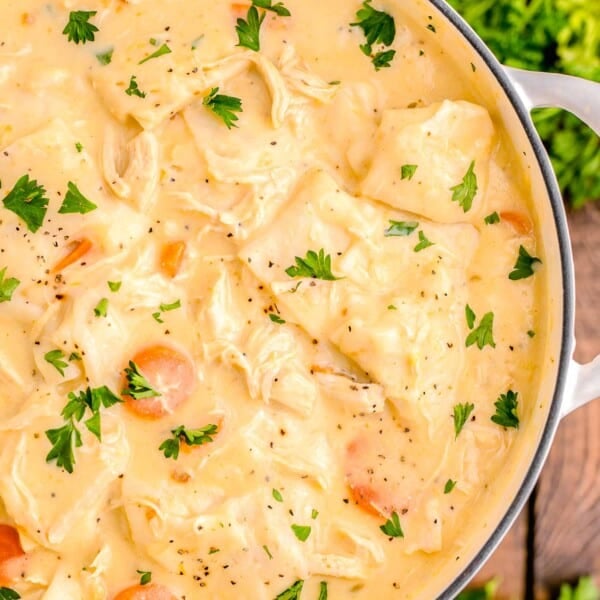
[351,1,396,51]
[94,298,109,317]
[272,488,284,502]
[58,181,97,214]
[2,174,49,233]
[466,311,496,349]
[45,420,82,473]
[401,164,418,180]
[318,581,328,600]
[465,304,476,329]
[44,349,69,377]
[484,211,500,225]
[137,570,152,586]
[122,361,161,400]
[0,587,21,600]
[509,245,542,280]
[152,312,164,323]
[235,6,266,52]
[414,230,434,252]
[0,268,20,303]
[263,544,273,559]
[269,313,286,324]
[75,142,84,153]
[291,524,311,542]
[84,410,102,441]
[69,352,81,361]
[491,390,520,429]
[384,220,418,237]
[96,48,114,65]
[139,43,172,65]
[372,49,396,70]
[62,11,98,45]
[108,281,122,292]
[285,249,340,280]
[275,580,304,600]
[444,479,457,494]
[125,75,146,98]
[450,160,478,212]
[203,87,243,129]
[252,0,291,16]
[453,402,475,437]
[159,423,219,460]
[160,299,181,312]
[380,511,404,538]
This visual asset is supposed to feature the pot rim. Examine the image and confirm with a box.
[427,1,577,597]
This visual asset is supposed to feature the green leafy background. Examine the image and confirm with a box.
[448,0,600,207]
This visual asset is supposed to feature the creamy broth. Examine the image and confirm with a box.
[0,1,544,598]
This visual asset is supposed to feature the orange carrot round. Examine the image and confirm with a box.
[0,525,23,565]
[159,241,186,279]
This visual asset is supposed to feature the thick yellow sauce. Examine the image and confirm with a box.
[0,1,542,598]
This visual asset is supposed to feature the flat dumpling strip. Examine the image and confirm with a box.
[240,170,478,427]
[360,100,495,223]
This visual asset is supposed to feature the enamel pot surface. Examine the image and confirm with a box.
[423,1,600,598]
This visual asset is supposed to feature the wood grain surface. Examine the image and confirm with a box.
[470,204,600,600]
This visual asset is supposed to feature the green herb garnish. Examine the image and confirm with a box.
[275,580,304,600]
[159,424,219,460]
[137,570,152,586]
[62,11,98,44]
[380,511,404,538]
[465,309,496,349]
[450,160,478,212]
[453,402,474,438]
[509,245,541,280]
[491,390,520,429]
[235,6,266,52]
[122,361,161,400]
[58,182,97,214]
[384,220,419,237]
[125,75,146,98]
[2,174,49,233]
[285,249,340,280]
[291,524,311,542]
[139,43,172,65]
[252,0,291,16]
[413,230,434,252]
[44,350,69,377]
[484,211,500,225]
[400,164,418,180]
[0,268,20,303]
[444,479,457,494]
[203,87,243,129]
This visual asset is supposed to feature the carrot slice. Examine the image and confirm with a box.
[0,525,24,565]
[122,345,195,419]
[113,584,178,600]
[159,241,186,278]
[500,211,533,235]
[51,238,93,273]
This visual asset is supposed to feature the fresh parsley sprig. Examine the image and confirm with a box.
[125,75,146,98]
[159,424,219,460]
[139,43,172,65]
[59,182,97,215]
[414,230,434,252]
[465,305,496,349]
[491,390,520,429]
[285,249,341,280]
[351,1,396,70]
[2,174,49,233]
[44,350,69,377]
[380,511,404,538]
[453,402,475,437]
[236,6,266,52]
[384,220,418,237]
[203,88,243,129]
[63,11,99,45]
[137,570,152,586]
[252,0,291,16]
[0,588,21,600]
[509,245,541,280]
[0,268,20,303]
[450,161,478,212]
[122,361,161,400]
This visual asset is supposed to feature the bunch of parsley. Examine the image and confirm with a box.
[448,0,600,207]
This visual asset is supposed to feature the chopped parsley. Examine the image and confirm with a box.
[75,142,84,153]
[235,6,266,52]
[252,0,291,16]
[125,75,146,98]
[318,581,328,600]
[152,312,164,324]
[159,424,219,460]
[491,390,520,429]
[509,245,542,280]
[465,309,496,349]
[269,313,286,324]
[122,361,161,400]
[2,174,49,233]
[384,220,418,237]
[44,349,69,377]
[136,570,152,586]
[401,164,418,180]
[311,509,319,519]
[139,43,172,65]
[453,402,475,438]
[484,211,500,225]
[291,524,311,542]
[58,181,97,214]
[414,230,434,252]
[351,1,396,70]
[160,299,181,312]
[69,352,82,362]
[108,281,122,292]
[62,11,98,45]
[203,87,243,129]
[94,298,109,318]
[275,580,304,600]
[272,488,284,502]
[0,588,20,600]
[380,511,404,538]
[450,160,478,212]
[96,48,114,65]
[285,249,340,280]
[444,479,457,494]
[527,329,536,338]
[0,268,20,303]
[263,544,273,559]
[45,385,121,472]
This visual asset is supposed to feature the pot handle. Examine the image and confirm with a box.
[503,67,600,136]
[562,357,600,418]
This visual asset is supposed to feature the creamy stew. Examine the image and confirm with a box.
[0,1,543,599]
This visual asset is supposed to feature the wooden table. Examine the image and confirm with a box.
[471,204,600,599]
